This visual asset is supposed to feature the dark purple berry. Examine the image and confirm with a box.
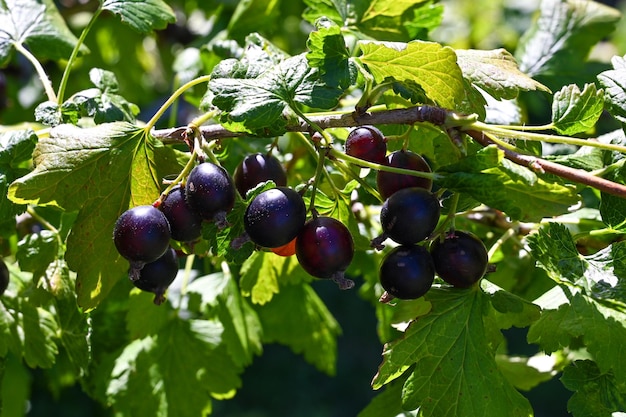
[186,162,236,223]
[377,188,440,246]
[0,258,9,296]
[345,125,387,165]
[234,153,287,197]
[379,245,435,300]
[160,185,202,242]
[430,231,488,288]
[376,150,432,199]
[113,205,171,267]
[133,247,178,305]
[244,187,306,248]
[296,217,355,289]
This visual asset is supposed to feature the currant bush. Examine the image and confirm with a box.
[345,125,387,165]
[186,162,236,224]
[295,216,355,289]
[234,153,287,197]
[160,185,203,242]
[113,205,171,267]
[430,230,489,288]
[244,187,306,248]
[375,187,441,247]
[133,247,179,305]
[379,244,435,301]
[376,150,433,199]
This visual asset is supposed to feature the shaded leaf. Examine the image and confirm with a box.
[306,18,355,89]
[552,83,604,135]
[598,54,626,124]
[102,0,175,34]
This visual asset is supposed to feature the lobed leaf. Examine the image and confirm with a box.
[8,123,186,309]
[515,0,620,81]
[456,48,550,100]
[372,288,532,417]
[0,0,87,65]
[102,0,176,34]
[598,54,626,124]
[437,146,579,222]
[306,18,355,89]
[552,83,604,135]
[358,40,467,110]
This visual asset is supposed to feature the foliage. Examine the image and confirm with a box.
[1,0,626,416]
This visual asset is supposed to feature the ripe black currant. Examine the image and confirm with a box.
[160,185,202,242]
[373,187,441,248]
[185,162,236,225]
[376,150,433,200]
[430,230,489,288]
[379,245,435,301]
[113,205,171,269]
[345,125,387,165]
[133,247,178,305]
[296,217,355,289]
[244,187,306,248]
[234,153,287,197]
[0,258,9,296]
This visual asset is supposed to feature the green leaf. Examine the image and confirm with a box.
[552,83,604,135]
[561,360,626,417]
[527,222,626,306]
[496,354,555,391]
[358,0,438,41]
[8,122,186,309]
[0,129,36,233]
[598,54,626,124]
[372,288,532,417]
[437,146,579,222]
[102,0,176,34]
[254,283,341,375]
[106,317,242,417]
[240,251,311,305]
[70,68,139,123]
[456,48,550,100]
[226,0,281,41]
[0,0,87,65]
[16,230,58,281]
[209,52,343,134]
[528,293,626,385]
[481,280,541,330]
[302,0,352,27]
[306,18,355,89]
[358,40,467,110]
[358,377,411,417]
[515,0,620,80]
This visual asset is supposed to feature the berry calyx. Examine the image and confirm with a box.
[379,245,435,301]
[373,187,441,248]
[244,187,306,248]
[345,125,387,165]
[160,185,202,242]
[113,205,171,272]
[296,216,355,289]
[234,153,287,197]
[430,230,489,288]
[133,247,178,305]
[376,150,433,199]
[186,162,236,225]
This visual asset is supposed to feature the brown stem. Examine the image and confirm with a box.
[465,130,626,199]
[152,106,449,144]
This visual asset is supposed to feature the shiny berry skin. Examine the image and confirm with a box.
[244,187,306,248]
[160,185,202,242]
[430,231,489,288]
[0,258,9,296]
[186,162,236,222]
[133,247,178,305]
[296,217,354,281]
[113,205,171,265]
[345,125,387,165]
[234,153,287,197]
[380,188,440,245]
[379,245,435,300]
[376,150,432,199]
